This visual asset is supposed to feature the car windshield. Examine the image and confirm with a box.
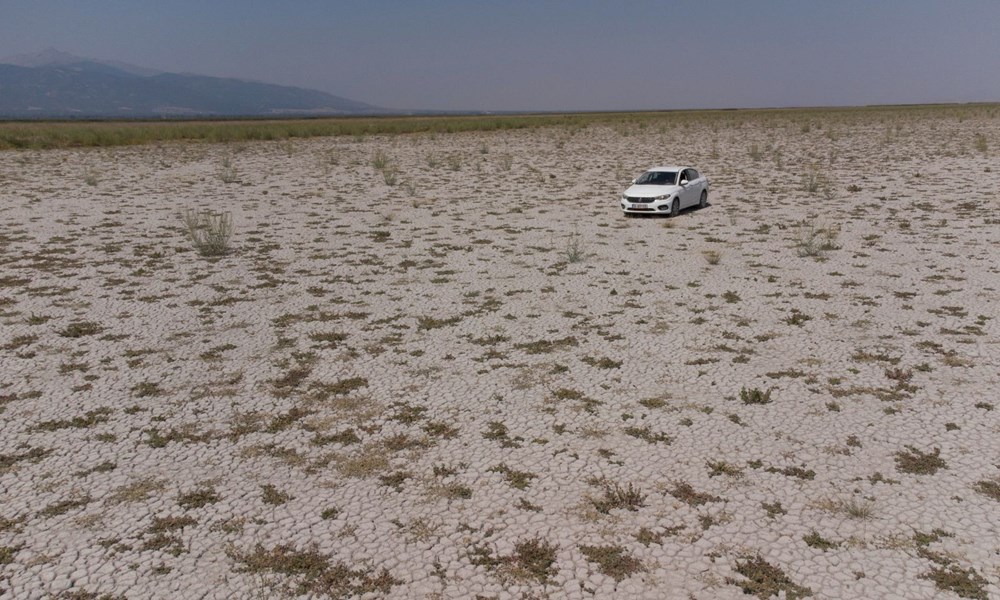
[634,171,677,185]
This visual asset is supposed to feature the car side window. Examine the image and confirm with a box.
[688,169,699,180]
[680,169,690,182]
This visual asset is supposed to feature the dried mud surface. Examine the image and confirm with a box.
[1,108,999,599]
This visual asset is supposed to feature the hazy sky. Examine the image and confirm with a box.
[2,0,998,111]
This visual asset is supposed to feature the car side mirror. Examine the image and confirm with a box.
[631,178,637,184]
[680,179,688,185]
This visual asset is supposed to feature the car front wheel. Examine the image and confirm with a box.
[699,190,708,209]
[669,199,680,217]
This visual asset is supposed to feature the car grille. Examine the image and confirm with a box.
[625,196,654,203]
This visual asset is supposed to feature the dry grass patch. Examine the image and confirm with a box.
[34,407,112,431]
[38,495,92,518]
[740,387,772,405]
[894,446,946,475]
[177,485,221,510]
[0,447,52,473]
[668,482,721,506]
[229,543,399,598]
[623,425,671,445]
[58,321,103,338]
[470,537,559,584]
[794,220,839,258]
[972,479,1000,501]
[182,209,233,257]
[591,482,646,514]
[309,377,368,397]
[109,478,167,504]
[515,336,579,354]
[488,464,537,490]
[0,544,22,565]
[261,484,293,505]
[579,544,644,582]
[333,447,391,478]
[727,554,813,599]
[922,563,989,600]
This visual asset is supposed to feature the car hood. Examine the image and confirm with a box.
[623,184,681,198]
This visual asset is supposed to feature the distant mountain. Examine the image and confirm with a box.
[0,49,382,118]
[2,48,163,77]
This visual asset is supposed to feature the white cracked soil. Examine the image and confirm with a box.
[1,106,999,599]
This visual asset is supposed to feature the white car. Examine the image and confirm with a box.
[620,166,709,217]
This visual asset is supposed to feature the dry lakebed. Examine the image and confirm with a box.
[1,106,999,599]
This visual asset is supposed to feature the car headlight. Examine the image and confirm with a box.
[654,194,671,200]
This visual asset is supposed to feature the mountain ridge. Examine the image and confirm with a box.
[0,49,383,118]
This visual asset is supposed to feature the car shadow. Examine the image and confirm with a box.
[625,202,711,219]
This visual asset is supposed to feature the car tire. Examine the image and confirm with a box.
[669,199,680,218]
[699,190,708,209]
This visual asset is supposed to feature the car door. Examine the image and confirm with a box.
[679,169,698,208]
[688,168,705,202]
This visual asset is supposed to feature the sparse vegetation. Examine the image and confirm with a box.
[177,486,221,509]
[58,321,103,338]
[669,482,721,506]
[740,386,772,405]
[972,479,1000,501]
[801,165,830,195]
[591,482,646,514]
[0,105,989,150]
[794,220,840,257]
[229,543,399,597]
[728,554,813,599]
[973,132,987,153]
[579,544,644,582]
[261,484,293,505]
[803,530,837,550]
[561,232,586,263]
[182,209,234,257]
[703,249,722,265]
[218,156,238,183]
[488,464,537,490]
[509,538,558,583]
[895,446,947,475]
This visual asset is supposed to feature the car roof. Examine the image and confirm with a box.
[646,166,687,172]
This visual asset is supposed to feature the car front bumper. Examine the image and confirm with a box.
[621,200,672,213]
